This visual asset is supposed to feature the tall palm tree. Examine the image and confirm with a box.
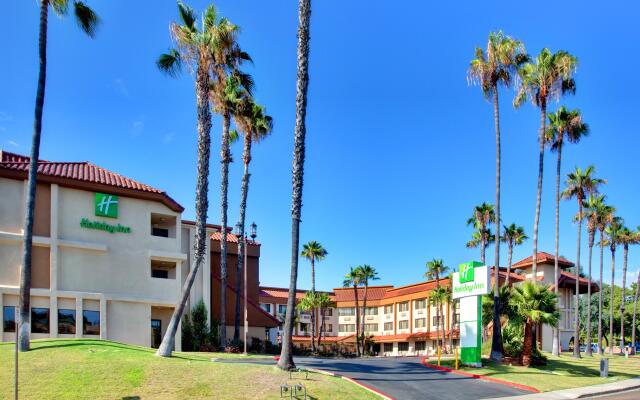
[277,0,312,371]
[595,200,615,354]
[514,48,578,280]
[466,202,496,264]
[356,265,379,348]
[631,263,640,354]
[562,165,605,358]
[430,287,447,352]
[316,292,334,349]
[617,227,638,353]
[300,241,328,352]
[232,100,273,341]
[296,291,318,348]
[501,224,528,286]
[155,1,219,357]
[582,194,607,356]
[425,259,449,350]
[547,107,590,356]
[509,282,560,367]
[18,0,99,352]
[605,217,624,355]
[343,267,363,356]
[468,30,527,362]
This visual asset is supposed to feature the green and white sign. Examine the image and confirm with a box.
[95,192,118,218]
[452,261,489,368]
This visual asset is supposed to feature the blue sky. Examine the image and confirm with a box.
[2,1,639,292]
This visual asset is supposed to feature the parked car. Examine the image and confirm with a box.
[579,343,598,353]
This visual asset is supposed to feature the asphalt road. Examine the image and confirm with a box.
[292,357,531,400]
[582,388,640,399]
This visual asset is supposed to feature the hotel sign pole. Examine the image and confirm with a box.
[452,261,490,367]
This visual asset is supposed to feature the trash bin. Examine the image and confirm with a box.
[600,358,609,378]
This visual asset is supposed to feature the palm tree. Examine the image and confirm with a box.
[617,227,638,353]
[514,48,578,280]
[155,1,219,357]
[343,267,363,356]
[300,241,328,352]
[232,100,273,341]
[582,194,606,356]
[605,217,624,355]
[356,265,379,348]
[444,283,455,352]
[631,263,640,354]
[425,259,449,351]
[595,200,615,354]
[509,282,560,367]
[562,165,605,358]
[469,31,527,362]
[466,228,495,255]
[316,292,334,349]
[429,287,447,351]
[547,107,590,356]
[277,0,312,371]
[296,291,318,348]
[501,224,528,286]
[466,203,495,265]
[18,0,99,352]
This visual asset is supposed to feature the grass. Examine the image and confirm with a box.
[0,339,379,400]
[428,352,640,392]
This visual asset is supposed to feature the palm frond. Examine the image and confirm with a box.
[157,49,183,77]
[177,1,197,31]
[51,0,70,16]
[74,1,100,38]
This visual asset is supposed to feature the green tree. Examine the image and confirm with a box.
[430,286,447,351]
[594,199,615,354]
[18,0,100,352]
[278,0,312,371]
[232,100,273,341]
[343,267,363,356]
[509,282,559,367]
[315,292,334,349]
[501,224,528,286]
[562,165,605,357]
[466,202,495,264]
[425,259,449,350]
[296,291,319,350]
[547,107,590,356]
[605,217,624,355]
[617,227,639,352]
[632,262,640,353]
[468,31,527,362]
[300,241,328,352]
[356,265,379,349]
[514,48,578,279]
[155,1,219,357]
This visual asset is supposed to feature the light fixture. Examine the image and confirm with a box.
[234,222,242,239]
[250,222,257,240]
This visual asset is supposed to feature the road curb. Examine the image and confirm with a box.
[419,358,540,393]
[486,377,640,399]
[304,367,396,400]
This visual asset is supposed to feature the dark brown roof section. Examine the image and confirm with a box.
[513,252,574,269]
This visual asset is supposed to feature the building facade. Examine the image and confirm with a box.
[0,151,277,350]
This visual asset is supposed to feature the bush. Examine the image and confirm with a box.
[225,338,243,353]
[181,300,219,351]
[501,323,524,358]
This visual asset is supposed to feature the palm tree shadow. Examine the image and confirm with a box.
[122,397,140,400]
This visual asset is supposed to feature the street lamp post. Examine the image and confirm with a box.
[235,222,257,356]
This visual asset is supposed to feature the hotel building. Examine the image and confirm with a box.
[0,151,277,350]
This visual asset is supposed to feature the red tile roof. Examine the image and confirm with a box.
[513,252,574,269]
[292,335,354,343]
[332,286,393,302]
[0,151,183,212]
[259,286,335,301]
[384,279,450,298]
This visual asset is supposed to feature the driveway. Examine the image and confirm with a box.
[292,356,531,400]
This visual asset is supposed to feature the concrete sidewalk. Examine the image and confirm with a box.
[488,377,640,399]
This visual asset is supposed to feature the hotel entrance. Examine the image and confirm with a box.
[151,319,162,348]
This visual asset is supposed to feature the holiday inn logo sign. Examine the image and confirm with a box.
[79,192,132,234]
[453,261,489,299]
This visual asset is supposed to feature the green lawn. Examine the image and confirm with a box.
[429,353,640,392]
[0,339,378,400]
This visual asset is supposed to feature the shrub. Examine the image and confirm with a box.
[181,300,219,351]
[501,322,524,358]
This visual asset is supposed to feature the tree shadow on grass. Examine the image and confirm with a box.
[122,397,140,400]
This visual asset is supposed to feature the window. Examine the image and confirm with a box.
[398,342,409,352]
[31,308,50,333]
[454,313,460,325]
[299,323,309,334]
[398,320,409,330]
[323,308,333,317]
[3,306,16,333]
[151,259,176,279]
[364,307,378,316]
[414,299,427,309]
[260,303,271,313]
[415,341,426,351]
[398,302,409,312]
[83,310,100,335]
[383,322,393,331]
[364,323,378,333]
[432,315,442,327]
[150,213,176,238]
[151,319,162,348]
[58,309,76,334]
[325,324,333,333]
[338,307,355,316]
[383,343,393,352]
[338,324,355,333]
[384,305,393,314]
[278,305,287,314]
[414,318,426,328]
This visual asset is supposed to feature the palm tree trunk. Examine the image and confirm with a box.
[449,299,455,352]
[586,234,594,357]
[573,200,582,358]
[354,284,361,356]
[490,86,504,361]
[318,309,325,349]
[532,101,547,279]
[598,230,605,355]
[552,143,562,357]
[233,137,252,341]
[361,283,368,353]
[219,109,232,349]
[631,268,640,355]
[522,318,533,367]
[19,0,50,353]
[277,0,311,371]
[310,257,316,352]
[157,62,212,357]
[480,228,486,265]
[506,242,513,287]
[609,248,616,355]
[620,245,628,354]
